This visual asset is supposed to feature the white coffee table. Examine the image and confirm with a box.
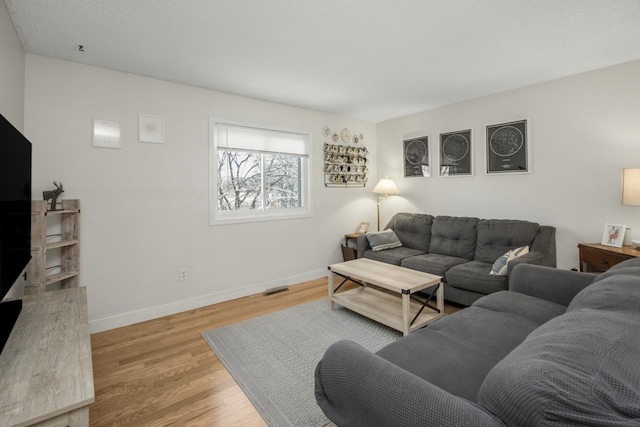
[328,258,444,336]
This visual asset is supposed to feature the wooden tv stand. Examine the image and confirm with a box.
[0,287,94,427]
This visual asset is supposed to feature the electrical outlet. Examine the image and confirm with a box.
[179,268,187,281]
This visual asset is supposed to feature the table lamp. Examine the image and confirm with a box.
[622,168,640,206]
[372,177,399,231]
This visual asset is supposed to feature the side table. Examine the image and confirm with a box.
[342,233,363,261]
[578,243,640,272]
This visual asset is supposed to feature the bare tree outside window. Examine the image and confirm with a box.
[217,150,301,211]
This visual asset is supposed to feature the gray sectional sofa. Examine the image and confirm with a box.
[315,258,640,426]
[357,213,556,306]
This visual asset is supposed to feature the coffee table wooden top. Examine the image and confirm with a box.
[328,258,441,294]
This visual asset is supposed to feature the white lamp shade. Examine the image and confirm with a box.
[622,168,640,206]
[372,177,399,196]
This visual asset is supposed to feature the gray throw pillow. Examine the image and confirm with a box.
[366,229,402,251]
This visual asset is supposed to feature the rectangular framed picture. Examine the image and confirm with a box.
[356,222,370,234]
[486,119,528,174]
[439,129,472,176]
[601,223,626,248]
[403,135,430,177]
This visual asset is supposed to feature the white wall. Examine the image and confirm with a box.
[377,60,640,270]
[0,0,24,129]
[24,55,377,332]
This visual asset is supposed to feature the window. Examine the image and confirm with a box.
[209,118,312,225]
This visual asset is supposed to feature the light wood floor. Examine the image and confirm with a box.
[89,277,461,426]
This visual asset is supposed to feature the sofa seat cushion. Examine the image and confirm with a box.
[474,219,539,263]
[401,253,469,276]
[477,280,640,425]
[364,247,424,266]
[472,290,566,325]
[445,261,509,295]
[428,216,478,260]
[376,305,545,401]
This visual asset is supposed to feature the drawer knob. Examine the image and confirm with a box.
[600,258,609,265]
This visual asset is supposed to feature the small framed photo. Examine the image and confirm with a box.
[486,119,528,174]
[601,224,626,248]
[404,135,430,177]
[439,129,472,176]
[356,222,370,234]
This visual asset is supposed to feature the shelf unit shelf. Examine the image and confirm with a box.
[27,199,81,295]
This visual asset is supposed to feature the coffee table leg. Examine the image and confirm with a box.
[328,271,335,309]
[402,290,410,336]
[437,280,444,315]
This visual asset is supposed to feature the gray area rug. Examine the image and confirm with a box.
[202,298,401,427]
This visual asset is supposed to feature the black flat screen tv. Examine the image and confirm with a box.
[0,113,32,353]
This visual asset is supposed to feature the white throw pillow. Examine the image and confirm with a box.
[490,245,530,276]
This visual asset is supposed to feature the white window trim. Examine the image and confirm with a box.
[209,117,313,226]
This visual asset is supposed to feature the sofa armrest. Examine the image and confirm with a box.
[315,340,503,427]
[509,264,598,306]
[356,234,371,258]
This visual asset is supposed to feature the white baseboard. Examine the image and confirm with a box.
[88,269,327,333]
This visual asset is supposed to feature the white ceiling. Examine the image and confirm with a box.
[5,0,640,122]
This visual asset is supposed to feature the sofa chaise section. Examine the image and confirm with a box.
[315,260,640,426]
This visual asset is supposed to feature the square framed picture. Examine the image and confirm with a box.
[403,135,430,177]
[139,114,165,144]
[601,223,626,248]
[486,119,528,174]
[439,129,472,176]
[92,118,121,149]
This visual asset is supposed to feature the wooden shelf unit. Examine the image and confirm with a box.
[27,199,81,294]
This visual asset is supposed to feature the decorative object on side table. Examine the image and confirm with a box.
[601,223,626,248]
[372,177,399,231]
[356,222,370,234]
[42,181,64,211]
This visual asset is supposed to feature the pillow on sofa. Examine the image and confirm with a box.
[490,245,529,276]
[366,229,402,251]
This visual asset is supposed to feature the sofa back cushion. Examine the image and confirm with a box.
[387,213,433,251]
[567,269,640,313]
[428,216,478,260]
[477,275,640,425]
[474,219,539,263]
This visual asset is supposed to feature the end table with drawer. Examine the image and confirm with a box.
[578,243,640,272]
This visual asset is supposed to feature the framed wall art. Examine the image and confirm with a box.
[403,135,430,177]
[601,223,626,248]
[139,114,165,144]
[439,129,472,177]
[486,119,528,174]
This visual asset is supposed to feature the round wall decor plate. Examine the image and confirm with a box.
[341,128,351,143]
